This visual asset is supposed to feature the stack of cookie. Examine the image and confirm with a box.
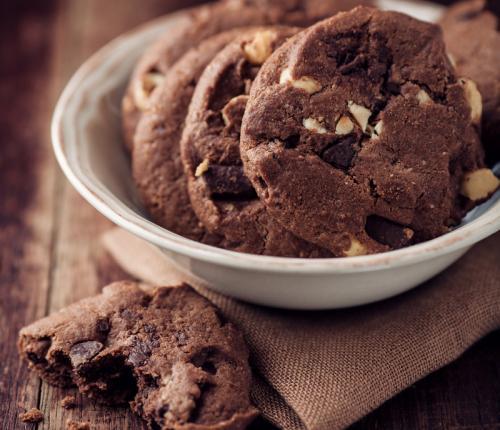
[124,0,500,258]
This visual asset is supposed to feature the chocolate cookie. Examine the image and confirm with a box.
[441,0,500,164]
[122,0,372,151]
[241,7,491,257]
[133,31,241,242]
[19,282,258,430]
[181,28,331,257]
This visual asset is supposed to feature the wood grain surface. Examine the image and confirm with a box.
[0,1,498,429]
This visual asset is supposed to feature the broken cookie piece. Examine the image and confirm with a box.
[19,281,258,430]
[66,421,91,430]
[61,395,78,409]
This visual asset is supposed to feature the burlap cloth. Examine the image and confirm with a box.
[102,228,500,430]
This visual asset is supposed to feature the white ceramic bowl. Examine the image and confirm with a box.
[51,1,500,309]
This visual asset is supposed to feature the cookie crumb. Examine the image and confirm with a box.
[19,408,44,423]
[195,159,210,177]
[61,395,78,409]
[66,420,91,430]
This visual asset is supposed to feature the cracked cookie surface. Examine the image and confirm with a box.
[241,7,487,257]
[440,0,500,165]
[19,282,258,430]
[121,0,373,152]
[181,27,332,257]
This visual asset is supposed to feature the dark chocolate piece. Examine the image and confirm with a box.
[365,215,414,249]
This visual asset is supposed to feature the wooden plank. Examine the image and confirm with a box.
[0,1,61,428]
[34,1,209,429]
[0,1,499,429]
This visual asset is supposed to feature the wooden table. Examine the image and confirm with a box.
[0,1,498,429]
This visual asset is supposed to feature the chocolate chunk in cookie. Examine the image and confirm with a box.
[241,7,488,257]
[441,0,500,165]
[204,165,256,198]
[122,0,373,152]
[365,216,414,249]
[19,282,258,429]
[181,27,332,257]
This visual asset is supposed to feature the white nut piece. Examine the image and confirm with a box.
[221,95,248,126]
[279,68,292,85]
[344,237,367,257]
[279,68,322,94]
[133,72,164,111]
[367,121,384,138]
[243,30,275,65]
[460,78,482,124]
[417,89,432,105]
[195,159,210,177]
[348,101,371,132]
[303,117,327,134]
[460,168,499,201]
[335,116,354,135]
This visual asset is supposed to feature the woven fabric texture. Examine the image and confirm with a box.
[102,229,500,430]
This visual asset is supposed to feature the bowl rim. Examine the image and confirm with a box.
[51,7,500,275]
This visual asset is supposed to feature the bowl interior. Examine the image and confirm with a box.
[52,2,500,273]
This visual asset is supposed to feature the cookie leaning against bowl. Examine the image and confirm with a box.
[181,28,332,257]
[440,0,500,165]
[240,6,498,257]
[19,282,258,430]
[122,0,373,152]
[134,30,244,242]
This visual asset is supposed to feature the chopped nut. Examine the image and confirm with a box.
[344,237,367,257]
[195,159,210,177]
[279,68,322,94]
[367,120,383,138]
[134,72,164,111]
[460,78,482,124]
[348,101,371,132]
[404,228,415,240]
[279,68,292,85]
[243,30,275,65]
[143,72,164,93]
[335,116,354,135]
[303,117,327,134]
[221,95,248,127]
[417,89,432,105]
[460,168,499,201]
